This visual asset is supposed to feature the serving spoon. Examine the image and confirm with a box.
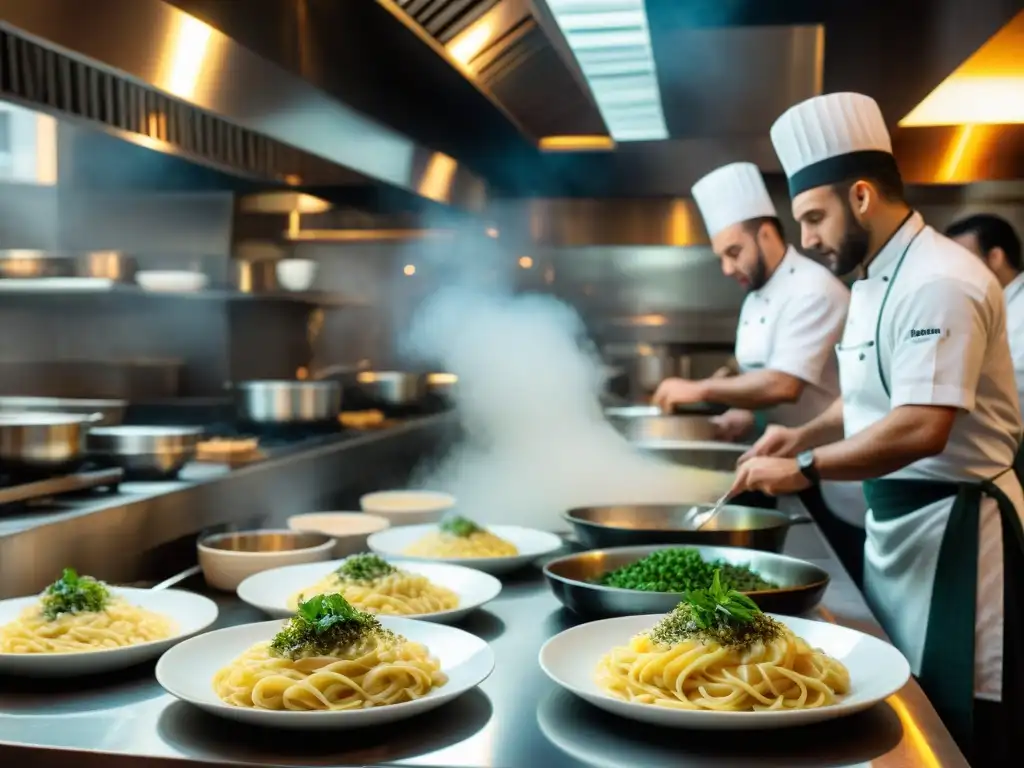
[684,490,730,531]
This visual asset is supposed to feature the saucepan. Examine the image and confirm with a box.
[355,371,428,407]
[87,425,204,480]
[0,411,102,475]
[564,503,813,553]
[233,380,342,425]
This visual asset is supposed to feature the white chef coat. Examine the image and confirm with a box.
[734,246,866,527]
[837,211,1024,700]
[1004,272,1024,410]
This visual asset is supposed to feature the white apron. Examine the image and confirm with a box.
[836,217,1024,746]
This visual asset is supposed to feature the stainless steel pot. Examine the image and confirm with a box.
[564,503,813,553]
[87,425,203,480]
[235,380,342,424]
[355,371,428,406]
[0,411,100,474]
[606,406,719,442]
[543,544,830,618]
[425,372,457,400]
[0,396,127,425]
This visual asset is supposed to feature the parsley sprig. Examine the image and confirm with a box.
[439,515,482,538]
[686,570,761,628]
[334,554,397,583]
[40,568,111,621]
[269,593,392,659]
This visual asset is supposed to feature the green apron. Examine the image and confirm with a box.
[861,227,1024,752]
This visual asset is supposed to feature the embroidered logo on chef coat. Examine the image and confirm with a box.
[907,327,946,343]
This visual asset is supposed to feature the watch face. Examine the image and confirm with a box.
[798,451,814,470]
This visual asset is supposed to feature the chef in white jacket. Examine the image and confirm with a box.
[653,162,867,583]
[732,92,1024,766]
[945,214,1024,409]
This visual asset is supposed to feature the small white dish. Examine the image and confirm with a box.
[0,588,219,677]
[236,557,501,623]
[136,270,208,293]
[286,512,390,558]
[156,617,494,730]
[367,524,563,575]
[360,490,456,526]
[197,530,337,592]
[275,259,318,291]
[539,613,911,730]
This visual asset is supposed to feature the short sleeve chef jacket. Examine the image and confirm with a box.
[841,214,1022,481]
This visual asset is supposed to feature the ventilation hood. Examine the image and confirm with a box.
[0,0,487,211]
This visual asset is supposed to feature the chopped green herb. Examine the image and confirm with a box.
[593,548,777,593]
[439,515,483,538]
[40,568,111,621]
[269,593,393,659]
[649,570,782,649]
[334,554,397,583]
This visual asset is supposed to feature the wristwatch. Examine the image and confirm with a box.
[796,450,820,484]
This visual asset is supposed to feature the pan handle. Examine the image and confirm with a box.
[85,412,105,423]
[151,565,202,591]
[786,512,815,526]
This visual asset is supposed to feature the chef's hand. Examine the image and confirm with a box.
[730,457,810,497]
[710,408,754,442]
[652,378,706,412]
[739,424,802,463]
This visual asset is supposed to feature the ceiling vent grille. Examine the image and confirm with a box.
[397,0,500,43]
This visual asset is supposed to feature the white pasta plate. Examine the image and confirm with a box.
[0,588,219,677]
[367,524,563,575]
[235,558,502,623]
[155,617,495,730]
[539,614,911,730]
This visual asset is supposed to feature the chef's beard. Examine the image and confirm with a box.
[826,202,871,277]
[745,246,769,291]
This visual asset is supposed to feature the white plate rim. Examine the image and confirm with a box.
[155,617,495,722]
[235,557,503,620]
[0,587,219,660]
[538,613,911,726]
[366,524,563,565]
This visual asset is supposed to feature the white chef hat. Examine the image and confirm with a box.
[770,92,899,198]
[690,162,777,238]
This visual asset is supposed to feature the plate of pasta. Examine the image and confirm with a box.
[539,572,910,729]
[0,568,219,676]
[367,516,563,575]
[155,593,494,729]
[236,553,502,623]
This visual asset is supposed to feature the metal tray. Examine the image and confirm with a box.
[544,543,830,618]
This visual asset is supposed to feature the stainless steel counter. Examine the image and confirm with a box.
[0,523,967,768]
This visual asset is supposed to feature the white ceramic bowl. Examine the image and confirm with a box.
[539,613,912,730]
[0,587,219,676]
[286,512,391,558]
[275,259,318,291]
[197,530,337,591]
[367,524,564,575]
[156,616,495,729]
[359,490,456,526]
[236,557,502,623]
[136,270,208,293]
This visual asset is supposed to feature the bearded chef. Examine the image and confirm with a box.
[732,92,1024,766]
[653,162,866,584]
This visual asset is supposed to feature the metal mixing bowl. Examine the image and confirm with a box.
[544,544,830,618]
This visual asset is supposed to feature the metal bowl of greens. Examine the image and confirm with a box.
[543,544,830,618]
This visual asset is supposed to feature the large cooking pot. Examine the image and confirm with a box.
[234,380,342,424]
[355,371,428,407]
[87,425,203,480]
[0,411,100,474]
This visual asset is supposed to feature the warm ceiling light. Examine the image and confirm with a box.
[539,135,615,152]
[546,0,668,142]
[518,255,534,269]
[403,264,416,276]
[900,10,1024,126]
[160,14,215,100]
[486,227,499,238]
[417,152,458,204]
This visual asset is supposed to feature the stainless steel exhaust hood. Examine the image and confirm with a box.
[0,0,487,211]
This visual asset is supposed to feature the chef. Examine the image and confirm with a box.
[652,161,866,583]
[732,91,1024,765]
[945,214,1024,408]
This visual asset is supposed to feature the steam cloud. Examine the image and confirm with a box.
[403,287,732,530]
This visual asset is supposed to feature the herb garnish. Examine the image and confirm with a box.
[593,548,777,593]
[40,568,111,620]
[439,515,482,538]
[334,554,397,583]
[649,570,782,649]
[269,593,393,659]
